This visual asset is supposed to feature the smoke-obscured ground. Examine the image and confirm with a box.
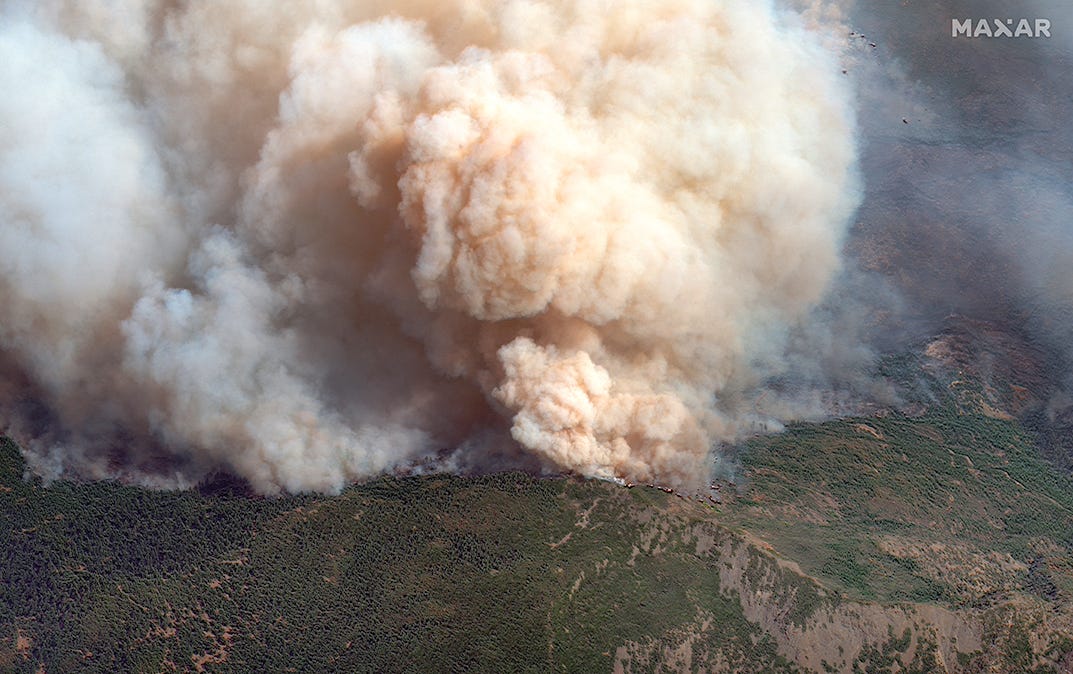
[1,0,1071,493]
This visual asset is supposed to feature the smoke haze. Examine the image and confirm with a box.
[838,1,1073,397]
[1,0,862,493]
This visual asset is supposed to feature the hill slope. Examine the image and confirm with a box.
[5,321,1073,673]
[4,407,1073,674]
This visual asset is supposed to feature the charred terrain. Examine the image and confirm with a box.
[5,321,1073,673]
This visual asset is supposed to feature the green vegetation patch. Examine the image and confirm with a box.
[0,438,790,673]
[719,406,1073,606]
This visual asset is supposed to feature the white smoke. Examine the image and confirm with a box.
[0,0,858,493]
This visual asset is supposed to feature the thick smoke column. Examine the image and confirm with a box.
[0,0,857,493]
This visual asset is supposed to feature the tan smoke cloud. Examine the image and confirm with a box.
[0,0,857,493]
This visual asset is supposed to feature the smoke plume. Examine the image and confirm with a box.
[0,0,858,493]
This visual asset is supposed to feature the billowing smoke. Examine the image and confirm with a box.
[0,0,858,493]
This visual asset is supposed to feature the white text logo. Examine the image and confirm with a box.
[952,18,1051,38]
